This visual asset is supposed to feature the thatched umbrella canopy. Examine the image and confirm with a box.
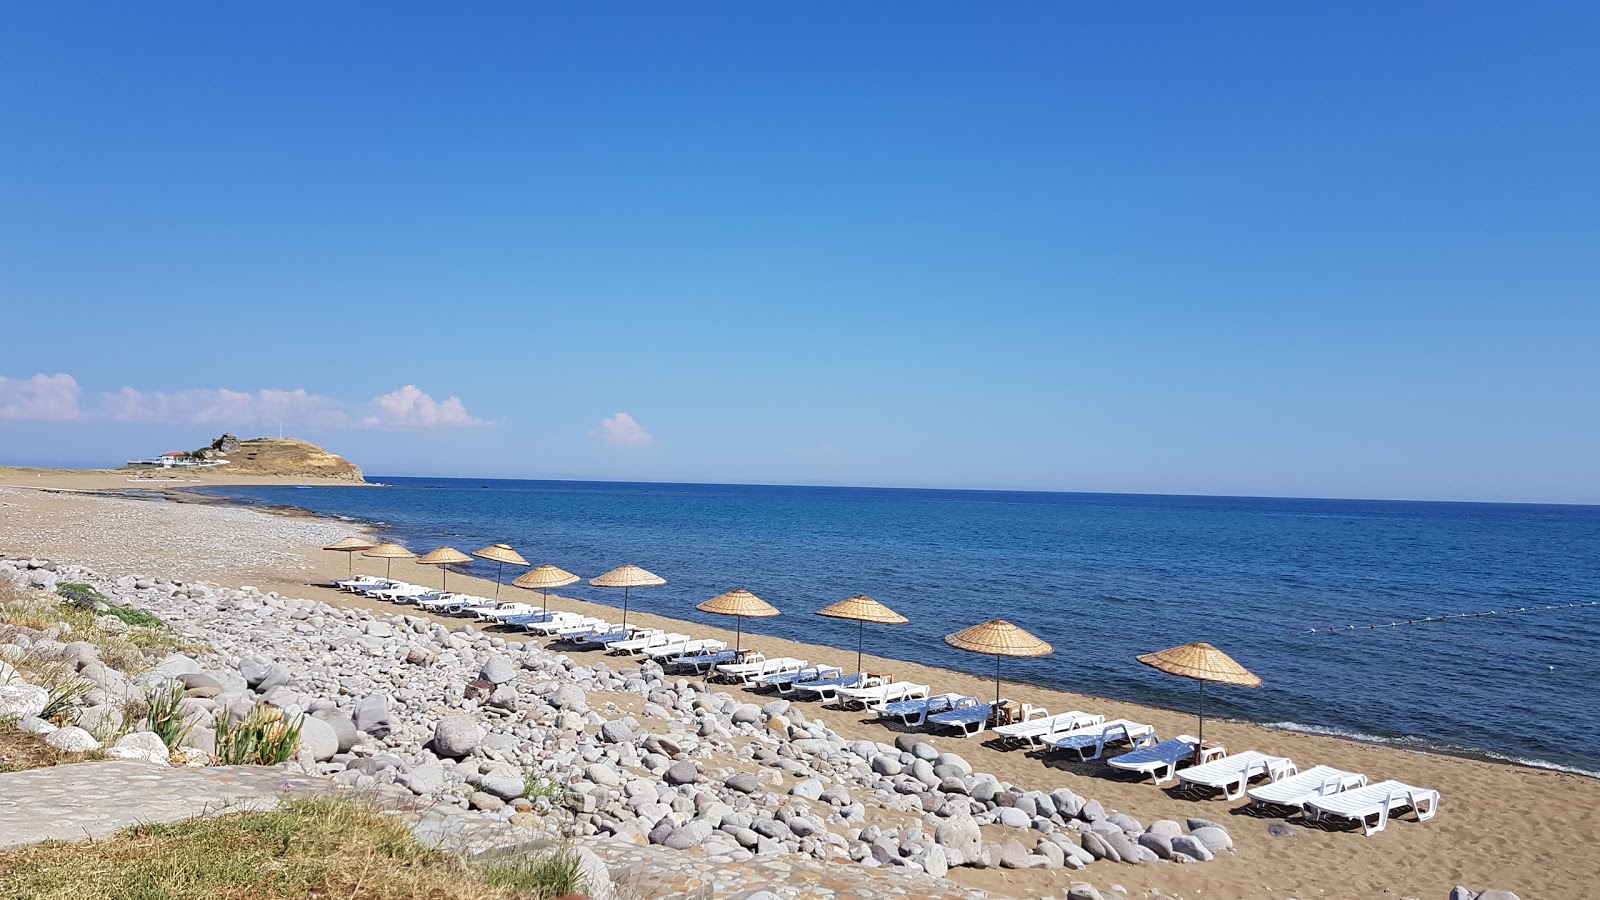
[416,546,472,591]
[361,542,416,580]
[817,595,908,677]
[944,619,1053,706]
[324,536,377,577]
[1137,641,1261,756]
[472,544,530,599]
[697,589,779,653]
[589,565,666,631]
[512,564,581,617]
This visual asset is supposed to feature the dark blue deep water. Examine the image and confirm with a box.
[196,478,1600,774]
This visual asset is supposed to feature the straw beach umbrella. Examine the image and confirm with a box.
[589,564,666,631]
[944,619,1053,706]
[817,595,908,678]
[416,546,472,591]
[513,564,581,618]
[324,536,376,577]
[697,589,779,653]
[472,543,530,599]
[361,542,416,580]
[1137,641,1261,758]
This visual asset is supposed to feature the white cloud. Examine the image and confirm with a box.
[362,385,485,429]
[0,373,83,421]
[591,412,654,448]
[0,374,487,431]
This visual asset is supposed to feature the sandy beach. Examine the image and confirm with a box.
[0,476,1587,899]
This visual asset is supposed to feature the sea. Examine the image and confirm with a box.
[193,478,1600,776]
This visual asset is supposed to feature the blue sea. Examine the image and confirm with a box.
[195,478,1600,775]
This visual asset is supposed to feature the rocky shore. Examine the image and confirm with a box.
[0,557,1250,900]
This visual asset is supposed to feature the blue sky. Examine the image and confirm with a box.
[2,4,1597,502]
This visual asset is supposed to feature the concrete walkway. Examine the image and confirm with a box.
[0,760,329,850]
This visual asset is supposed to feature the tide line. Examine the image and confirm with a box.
[1302,600,1600,635]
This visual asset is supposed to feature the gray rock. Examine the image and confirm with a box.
[725,773,762,794]
[1475,892,1522,900]
[997,807,1030,829]
[237,656,274,689]
[935,813,981,861]
[1051,788,1084,818]
[870,755,902,776]
[997,838,1032,869]
[1170,834,1213,862]
[1103,829,1149,864]
[478,764,526,800]
[177,672,224,693]
[761,699,790,718]
[915,843,948,877]
[1448,889,1479,900]
[1081,831,1119,862]
[73,704,124,737]
[790,778,824,800]
[353,694,390,738]
[585,762,621,786]
[1266,822,1296,838]
[108,731,170,765]
[432,716,484,758]
[297,714,340,761]
[15,715,55,735]
[751,818,789,840]
[1107,812,1142,833]
[1190,825,1233,853]
[1035,839,1065,868]
[311,710,358,753]
[255,664,293,694]
[469,791,504,812]
[0,685,48,719]
[1080,799,1106,821]
[1186,816,1225,832]
[550,684,588,712]
[663,760,699,785]
[406,763,445,796]
[45,726,101,753]
[1145,819,1182,840]
[599,721,634,743]
[731,704,761,725]
[479,656,516,684]
[1137,830,1173,859]
[1066,886,1106,900]
[934,752,972,775]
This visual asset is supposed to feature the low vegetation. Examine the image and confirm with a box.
[0,797,592,899]
[0,583,191,680]
[212,702,303,765]
[144,679,194,750]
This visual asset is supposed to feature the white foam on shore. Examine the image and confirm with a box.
[1265,720,1600,780]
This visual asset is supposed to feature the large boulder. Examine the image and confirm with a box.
[311,709,359,753]
[549,685,587,712]
[297,715,340,762]
[0,685,48,719]
[432,716,484,759]
[353,694,391,738]
[477,763,526,801]
[1190,825,1233,854]
[479,656,516,685]
[109,731,171,765]
[935,813,982,863]
[663,760,699,785]
[46,726,101,753]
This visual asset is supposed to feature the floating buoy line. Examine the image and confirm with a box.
[1303,600,1600,635]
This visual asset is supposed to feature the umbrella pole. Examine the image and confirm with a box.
[857,620,865,678]
[385,558,393,580]
[995,655,1002,706]
[1198,680,1206,750]
[541,588,549,618]
[622,586,630,631]
[347,554,353,578]
[494,561,504,599]
[735,616,743,654]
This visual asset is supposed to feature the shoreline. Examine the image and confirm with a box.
[154,486,1600,782]
[1,478,1590,898]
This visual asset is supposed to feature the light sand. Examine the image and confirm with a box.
[0,478,1588,899]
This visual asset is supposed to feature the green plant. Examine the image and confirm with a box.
[146,679,196,750]
[214,703,303,765]
[479,844,587,899]
[521,770,565,802]
[100,602,167,629]
[55,583,104,611]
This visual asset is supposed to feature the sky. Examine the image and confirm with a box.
[1,3,1597,503]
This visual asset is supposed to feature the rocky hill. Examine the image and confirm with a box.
[223,438,364,481]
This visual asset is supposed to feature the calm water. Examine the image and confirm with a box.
[195,478,1600,774]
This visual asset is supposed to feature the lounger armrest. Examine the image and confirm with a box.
[1268,758,1298,781]
[1199,743,1227,763]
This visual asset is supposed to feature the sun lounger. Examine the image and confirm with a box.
[546,619,620,639]
[993,710,1105,749]
[1175,750,1297,801]
[717,655,806,684]
[1305,779,1438,835]
[1107,736,1223,784]
[763,665,843,694]
[1047,719,1157,761]
[664,646,736,672]
[877,692,965,727]
[336,576,392,592]
[832,681,929,711]
[609,630,679,655]
[470,602,539,621]
[790,672,876,702]
[1247,765,1367,811]
[496,610,563,626]
[926,697,999,738]
[573,627,641,649]
[645,638,724,661]
[513,613,590,633]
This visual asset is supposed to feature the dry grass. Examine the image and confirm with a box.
[0,797,588,900]
[0,722,103,773]
[0,582,194,679]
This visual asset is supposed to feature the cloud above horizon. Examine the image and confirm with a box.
[592,412,654,448]
[0,373,487,430]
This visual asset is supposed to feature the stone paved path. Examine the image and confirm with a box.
[0,760,329,850]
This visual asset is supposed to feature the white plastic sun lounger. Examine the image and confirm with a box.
[768,665,844,694]
[832,681,929,711]
[647,639,725,661]
[1175,750,1297,801]
[336,576,391,592]
[718,655,807,684]
[993,710,1104,749]
[1305,780,1439,835]
[1107,735,1223,784]
[535,617,611,637]
[791,672,877,702]
[1047,719,1157,761]
[610,630,679,655]
[516,613,591,634]
[1246,764,1367,811]
[877,692,965,727]
[709,650,766,676]
[472,602,539,622]
[926,697,998,738]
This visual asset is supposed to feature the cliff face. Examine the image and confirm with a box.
[225,438,365,481]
